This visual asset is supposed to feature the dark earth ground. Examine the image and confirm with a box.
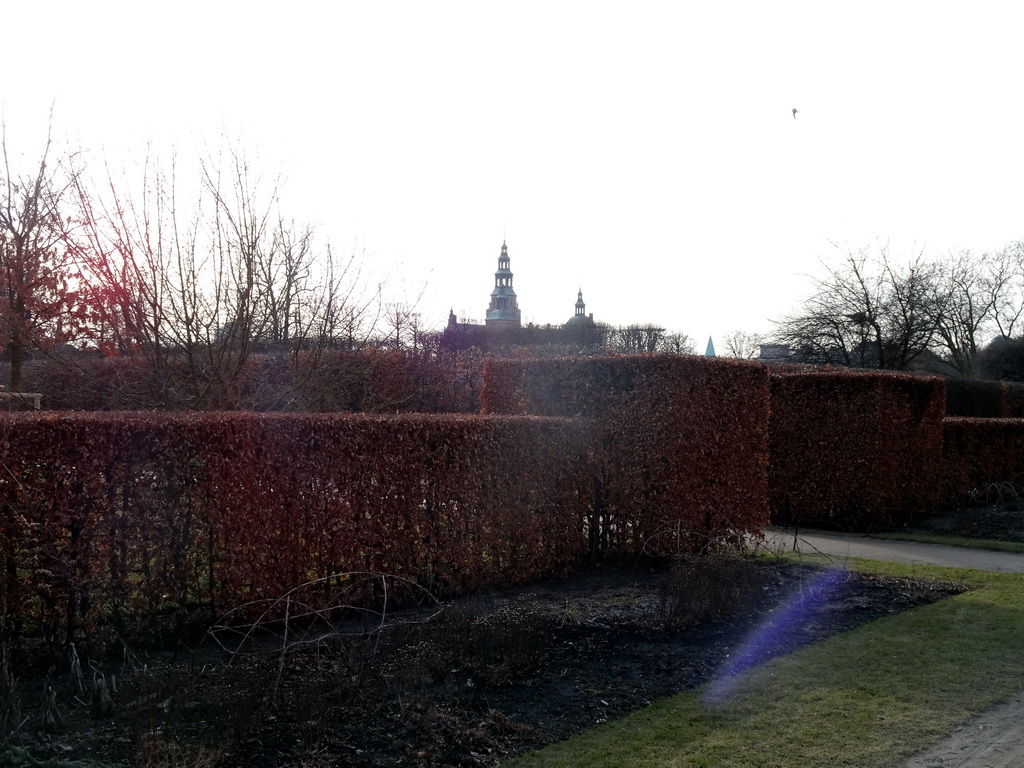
[0,540,974,768]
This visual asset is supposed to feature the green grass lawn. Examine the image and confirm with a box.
[508,558,1024,768]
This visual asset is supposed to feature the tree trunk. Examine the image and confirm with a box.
[8,340,23,392]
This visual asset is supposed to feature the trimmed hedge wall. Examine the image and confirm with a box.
[942,418,1024,504]
[0,412,590,646]
[945,379,1024,418]
[16,355,1014,649]
[16,349,485,413]
[769,370,946,530]
[481,355,772,555]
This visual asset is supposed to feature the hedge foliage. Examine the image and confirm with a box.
[942,418,1024,503]
[11,348,486,413]
[10,352,1020,650]
[0,412,590,647]
[769,370,946,530]
[481,355,772,555]
[945,379,1024,418]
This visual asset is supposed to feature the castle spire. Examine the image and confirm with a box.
[485,241,521,328]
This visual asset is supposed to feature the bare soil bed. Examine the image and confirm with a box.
[1,555,963,768]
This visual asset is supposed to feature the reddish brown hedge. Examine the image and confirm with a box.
[945,379,1024,418]
[942,418,1024,504]
[945,379,1003,417]
[769,370,946,530]
[482,355,771,555]
[16,349,485,413]
[1001,382,1024,418]
[0,412,590,647]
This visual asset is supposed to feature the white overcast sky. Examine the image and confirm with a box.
[3,1,1024,348]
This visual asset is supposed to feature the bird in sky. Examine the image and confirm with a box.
[792,108,798,119]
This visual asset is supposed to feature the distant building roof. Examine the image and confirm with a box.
[756,344,791,362]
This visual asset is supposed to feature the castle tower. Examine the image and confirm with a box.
[565,288,594,326]
[485,241,522,328]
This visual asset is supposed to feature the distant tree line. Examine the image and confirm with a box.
[440,320,693,357]
[0,117,697,411]
[769,243,1024,379]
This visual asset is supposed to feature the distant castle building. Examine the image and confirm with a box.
[485,242,521,328]
[441,241,600,351]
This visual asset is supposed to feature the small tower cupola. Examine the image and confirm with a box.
[485,241,522,328]
[565,288,595,327]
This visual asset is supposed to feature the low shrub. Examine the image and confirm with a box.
[657,553,770,629]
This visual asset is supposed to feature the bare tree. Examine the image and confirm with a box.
[380,281,428,353]
[662,331,696,355]
[929,249,1021,377]
[774,245,945,370]
[722,330,766,360]
[258,219,336,351]
[0,113,85,390]
[610,324,666,354]
[70,141,381,408]
[990,241,1024,340]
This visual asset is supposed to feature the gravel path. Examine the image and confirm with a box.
[760,529,1024,572]
[901,693,1024,768]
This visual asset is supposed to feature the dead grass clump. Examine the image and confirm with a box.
[658,552,770,629]
[134,739,225,768]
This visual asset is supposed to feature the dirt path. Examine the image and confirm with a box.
[763,528,1024,768]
